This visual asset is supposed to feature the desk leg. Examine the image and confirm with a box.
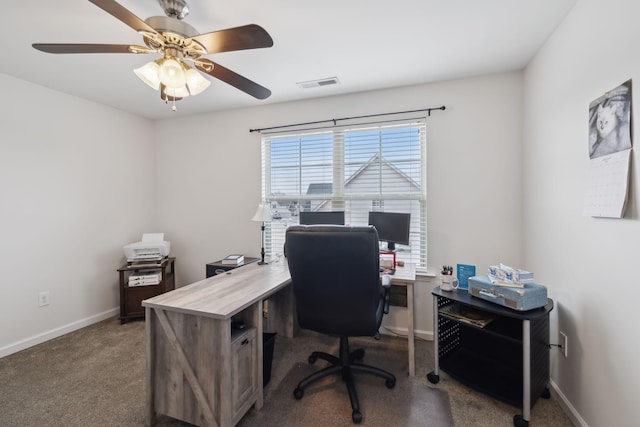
[432,295,439,376]
[254,300,264,410]
[265,282,297,338]
[522,319,531,422]
[145,307,157,427]
[407,283,415,377]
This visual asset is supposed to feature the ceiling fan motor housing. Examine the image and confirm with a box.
[158,0,189,20]
[143,16,205,59]
[145,16,199,38]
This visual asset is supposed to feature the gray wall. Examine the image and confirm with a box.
[523,0,640,425]
[0,74,156,355]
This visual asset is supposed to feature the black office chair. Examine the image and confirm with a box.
[285,225,396,424]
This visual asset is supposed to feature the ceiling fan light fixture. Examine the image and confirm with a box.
[185,69,211,95]
[163,85,189,99]
[34,0,274,107]
[134,61,161,90]
[158,57,186,88]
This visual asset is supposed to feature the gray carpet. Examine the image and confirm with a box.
[238,351,452,427]
[0,317,574,427]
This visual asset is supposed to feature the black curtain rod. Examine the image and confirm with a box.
[249,106,446,133]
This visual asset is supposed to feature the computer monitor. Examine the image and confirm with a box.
[299,211,345,225]
[368,211,411,251]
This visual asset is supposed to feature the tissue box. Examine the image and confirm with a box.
[488,264,534,284]
[468,275,548,311]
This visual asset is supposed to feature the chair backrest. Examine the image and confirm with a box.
[285,225,383,337]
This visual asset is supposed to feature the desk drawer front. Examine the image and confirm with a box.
[232,328,258,419]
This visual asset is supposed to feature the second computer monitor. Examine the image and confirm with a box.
[299,211,345,225]
[368,211,411,251]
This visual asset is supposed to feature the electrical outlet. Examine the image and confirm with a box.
[38,291,50,307]
[559,331,568,357]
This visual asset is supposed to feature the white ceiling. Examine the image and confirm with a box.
[2,0,577,120]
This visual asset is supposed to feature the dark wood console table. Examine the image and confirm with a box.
[118,257,175,324]
[427,287,553,427]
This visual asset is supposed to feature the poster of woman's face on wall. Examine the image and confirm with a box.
[588,80,632,159]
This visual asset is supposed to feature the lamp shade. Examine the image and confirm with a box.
[134,61,161,90]
[185,69,211,95]
[251,203,272,222]
[158,58,186,88]
[163,85,190,99]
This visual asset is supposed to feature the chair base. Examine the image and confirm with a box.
[293,336,396,424]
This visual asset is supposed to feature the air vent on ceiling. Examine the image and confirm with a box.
[297,77,340,89]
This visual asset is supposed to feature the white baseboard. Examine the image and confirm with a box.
[380,325,433,341]
[0,307,119,359]
[550,378,588,427]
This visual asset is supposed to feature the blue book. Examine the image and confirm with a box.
[456,264,476,290]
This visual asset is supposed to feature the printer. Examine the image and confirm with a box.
[123,233,171,263]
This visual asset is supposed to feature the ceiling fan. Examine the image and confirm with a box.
[33,0,273,109]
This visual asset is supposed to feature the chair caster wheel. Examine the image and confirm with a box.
[513,414,529,427]
[308,355,317,364]
[293,388,304,400]
[427,372,440,384]
[385,378,396,388]
[352,410,362,423]
[541,387,551,399]
[352,348,365,361]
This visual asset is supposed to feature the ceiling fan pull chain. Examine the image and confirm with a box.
[170,87,177,112]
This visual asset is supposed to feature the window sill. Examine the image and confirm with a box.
[416,269,436,278]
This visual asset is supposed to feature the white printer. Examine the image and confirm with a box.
[123,233,171,263]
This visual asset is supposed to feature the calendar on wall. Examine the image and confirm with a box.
[583,80,632,218]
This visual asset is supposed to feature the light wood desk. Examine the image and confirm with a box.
[142,260,416,427]
[142,261,294,427]
[385,263,417,376]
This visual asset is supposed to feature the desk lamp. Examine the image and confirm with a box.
[251,203,272,265]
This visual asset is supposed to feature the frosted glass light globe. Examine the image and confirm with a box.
[158,58,186,88]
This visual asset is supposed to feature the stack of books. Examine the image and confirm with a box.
[128,272,161,287]
[221,254,245,265]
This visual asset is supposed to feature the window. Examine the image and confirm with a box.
[259,119,427,270]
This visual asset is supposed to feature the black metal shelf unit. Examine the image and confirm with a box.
[428,288,553,427]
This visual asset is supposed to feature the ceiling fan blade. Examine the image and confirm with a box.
[195,59,271,100]
[189,24,273,54]
[88,0,157,34]
[32,43,151,54]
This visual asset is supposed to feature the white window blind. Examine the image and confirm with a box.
[259,118,427,270]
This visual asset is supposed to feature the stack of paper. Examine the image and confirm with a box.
[440,304,496,328]
[488,263,534,288]
[129,272,161,287]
